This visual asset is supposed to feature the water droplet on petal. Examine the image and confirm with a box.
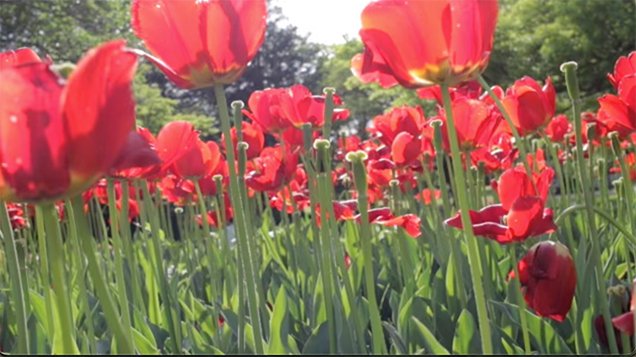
[9,115,18,124]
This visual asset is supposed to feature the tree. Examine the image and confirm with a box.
[484,0,636,109]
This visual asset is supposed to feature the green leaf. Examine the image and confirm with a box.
[267,286,290,354]
[452,309,479,354]
[491,301,572,354]
[302,321,329,354]
[410,316,449,355]
[132,328,160,355]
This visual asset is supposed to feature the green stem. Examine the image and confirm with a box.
[561,61,619,354]
[0,202,30,354]
[40,203,80,354]
[440,82,493,354]
[213,83,265,354]
[67,197,134,354]
[348,151,387,354]
[106,179,134,339]
[509,250,531,354]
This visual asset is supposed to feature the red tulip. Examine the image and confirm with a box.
[155,121,200,175]
[0,40,138,202]
[131,0,266,88]
[110,127,162,179]
[511,241,577,322]
[364,207,421,238]
[597,76,636,138]
[0,48,43,69]
[369,106,427,147]
[437,97,502,151]
[608,51,636,89]
[245,146,298,192]
[416,80,483,104]
[545,114,571,142]
[352,0,498,88]
[246,84,349,133]
[500,76,556,136]
[225,121,265,160]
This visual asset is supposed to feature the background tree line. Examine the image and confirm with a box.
[1,0,634,139]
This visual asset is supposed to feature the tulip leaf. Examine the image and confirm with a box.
[267,286,290,354]
[452,309,479,354]
[410,316,450,355]
[491,301,572,354]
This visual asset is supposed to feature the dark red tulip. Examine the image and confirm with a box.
[353,0,498,88]
[110,128,161,179]
[510,241,577,322]
[132,0,267,88]
[0,40,138,202]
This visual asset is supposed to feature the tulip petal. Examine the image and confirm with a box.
[63,40,137,187]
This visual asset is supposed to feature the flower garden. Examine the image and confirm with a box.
[0,0,634,354]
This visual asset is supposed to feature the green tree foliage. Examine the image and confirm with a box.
[485,0,636,107]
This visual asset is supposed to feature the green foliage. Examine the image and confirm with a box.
[485,0,636,106]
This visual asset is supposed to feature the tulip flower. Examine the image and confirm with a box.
[245,84,349,133]
[131,0,267,88]
[608,51,636,89]
[545,114,571,142]
[445,164,556,244]
[225,121,265,160]
[509,241,577,322]
[245,146,299,192]
[436,97,502,151]
[369,106,427,147]
[352,0,498,88]
[0,40,138,202]
[597,53,636,138]
[499,76,556,136]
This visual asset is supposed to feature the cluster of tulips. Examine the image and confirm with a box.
[0,0,634,355]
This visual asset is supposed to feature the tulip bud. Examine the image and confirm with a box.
[560,61,580,101]
[514,240,577,322]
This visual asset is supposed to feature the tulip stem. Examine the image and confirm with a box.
[40,203,80,354]
[509,250,532,354]
[106,179,135,341]
[561,62,619,355]
[67,197,135,354]
[0,203,30,354]
[349,151,388,354]
[440,82,493,354]
[214,83,265,354]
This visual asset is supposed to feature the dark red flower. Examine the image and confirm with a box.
[131,0,267,88]
[511,241,577,322]
[352,0,498,88]
[110,127,161,179]
[0,40,138,202]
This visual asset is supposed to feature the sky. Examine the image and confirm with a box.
[273,0,369,45]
